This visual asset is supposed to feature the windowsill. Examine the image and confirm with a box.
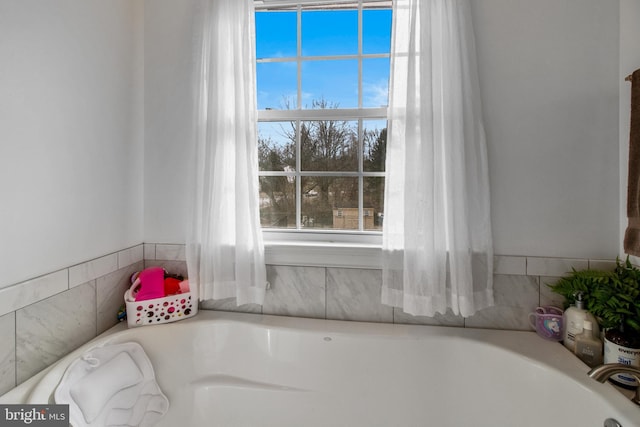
[263,230,382,269]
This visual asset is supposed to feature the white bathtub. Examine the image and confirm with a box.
[7,311,640,426]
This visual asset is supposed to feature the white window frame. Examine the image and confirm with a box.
[255,0,390,267]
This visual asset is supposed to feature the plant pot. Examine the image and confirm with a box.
[603,327,640,389]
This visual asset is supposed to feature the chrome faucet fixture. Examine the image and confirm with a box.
[588,364,640,405]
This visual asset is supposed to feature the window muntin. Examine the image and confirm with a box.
[256,1,390,233]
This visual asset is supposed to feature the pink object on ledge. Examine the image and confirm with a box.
[129,267,165,301]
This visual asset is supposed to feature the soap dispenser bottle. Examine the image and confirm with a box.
[574,320,603,368]
[562,291,599,352]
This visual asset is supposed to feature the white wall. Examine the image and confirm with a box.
[143,0,195,244]
[472,0,619,259]
[619,0,640,260]
[0,1,144,289]
[143,0,622,260]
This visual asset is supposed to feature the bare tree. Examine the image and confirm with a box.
[258,97,386,228]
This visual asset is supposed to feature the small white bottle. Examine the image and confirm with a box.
[574,320,604,368]
[562,292,599,352]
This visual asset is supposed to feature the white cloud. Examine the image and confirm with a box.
[363,79,389,108]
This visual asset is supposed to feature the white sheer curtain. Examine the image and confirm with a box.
[381,0,493,317]
[186,0,267,306]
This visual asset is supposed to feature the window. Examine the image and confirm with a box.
[255,0,391,235]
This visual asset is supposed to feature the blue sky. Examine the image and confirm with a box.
[255,8,392,110]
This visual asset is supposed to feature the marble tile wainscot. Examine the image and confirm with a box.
[146,244,618,329]
[0,245,144,395]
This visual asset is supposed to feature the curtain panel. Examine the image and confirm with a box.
[186,0,267,306]
[382,0,494,317]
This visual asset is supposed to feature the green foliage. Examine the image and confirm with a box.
[549,269,615,308]
[548,257,640,332]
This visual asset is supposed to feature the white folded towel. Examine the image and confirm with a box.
[54,342,169,427]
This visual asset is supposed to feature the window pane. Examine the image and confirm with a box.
[260,177,296,228]
[257,62,298,110]
[301,177,358,229]
[258,122,296,171]
[301,120,358,171]
[302,60,358,109]
[256,11,297,59]
[363,9,392,54]
[363,120,387,172]
[362,57,390,108]
[302,10,357,56]
[255,6,389,234]
[364,177,384,230]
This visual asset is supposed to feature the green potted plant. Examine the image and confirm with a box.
[548,257,640,388]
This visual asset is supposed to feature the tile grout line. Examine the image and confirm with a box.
[13,310,17,390]
[324,267,328,320]
[94,279,98,339]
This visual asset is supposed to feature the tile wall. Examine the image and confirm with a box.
[0,245,144,396]
[0,242,618,397]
